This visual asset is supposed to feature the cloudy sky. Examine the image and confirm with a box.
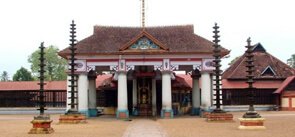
[0,0,294,79]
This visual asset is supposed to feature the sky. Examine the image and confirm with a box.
[0,0,294,79]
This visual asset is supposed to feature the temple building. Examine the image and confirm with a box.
[222,43,295,110]
[58,25,229,118]
[1,42,294,115]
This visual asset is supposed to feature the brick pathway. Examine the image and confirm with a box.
[122,119,168,137]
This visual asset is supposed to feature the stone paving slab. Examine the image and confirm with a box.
[122,119,168,137]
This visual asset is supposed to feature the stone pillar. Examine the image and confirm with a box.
[201,72,212,112]
[78,73,89,117]
[191,73,201,115]
[88,71,97,117]
[152,79,157,116]
[116,71,129,119]
[161,71,173,118]
[132,79,138,115]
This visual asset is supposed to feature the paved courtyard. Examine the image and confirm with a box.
[0,111,294,137]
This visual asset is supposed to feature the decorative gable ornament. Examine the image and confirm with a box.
[120,31,168,51]
[261,66,276,76]
[129,37,160,50]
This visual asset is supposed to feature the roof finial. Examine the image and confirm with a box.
[141,0,145,29]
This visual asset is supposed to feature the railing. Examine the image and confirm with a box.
[222,89,275,105]
[0,90,66,107]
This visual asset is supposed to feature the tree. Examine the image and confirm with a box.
[287,54,295,68]
[28,45,67,81]
[13,67,34,81]
[0,71,9,81]
[228,56,241,66]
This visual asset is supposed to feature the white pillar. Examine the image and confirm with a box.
[201,72,211,111]
[88,77,97,117]
[192,77,201,115]
[162,71,173,118]
[78,73,89,116]
[152,79,157,116]
[117,71,129,118]
[132,79,137,107]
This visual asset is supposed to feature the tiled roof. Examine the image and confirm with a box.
[222,79,282,89]
[59,25,229,57]
[96,74,116,90]
[222,43,295,80]
[274,76,295,94]
[172,74,192,90]
[0,81,66,91]
[175,74,193,89]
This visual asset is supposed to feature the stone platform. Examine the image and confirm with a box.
[238,118,266,129]
[206,113,234,122]
[59,113,86,124]
[28,115,54,134]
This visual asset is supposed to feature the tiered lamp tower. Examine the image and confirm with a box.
[206,23,233,122]
[28,42,54,134]
[238,38,265,129]
[59,20,86,123]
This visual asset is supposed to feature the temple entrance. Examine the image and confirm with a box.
[137,77,152,116]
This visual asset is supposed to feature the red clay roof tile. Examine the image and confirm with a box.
[274,76,295,94]
[0,81,66,91]
[59,25,229,57]
[222,44,295,80]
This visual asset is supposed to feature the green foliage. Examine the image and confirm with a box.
[0,71,9,81]
[287,54,295,68]
[28,45,67,81]
[13,67,34,81]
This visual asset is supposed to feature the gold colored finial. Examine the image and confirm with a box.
[141,0,145,29]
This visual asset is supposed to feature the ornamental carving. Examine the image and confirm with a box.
[86,65,95,72]
[110,65,118,71]
[154,65,163,70]
[129,37,160,50]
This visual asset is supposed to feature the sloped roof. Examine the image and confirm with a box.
[175,74,193,88]
[59,25,229,57]
[96,74,116,90]
[172,74,192,90]
[0,81,66,91]
[222,43,295,80]
[274,76,295,94]
[0,75,114,91]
